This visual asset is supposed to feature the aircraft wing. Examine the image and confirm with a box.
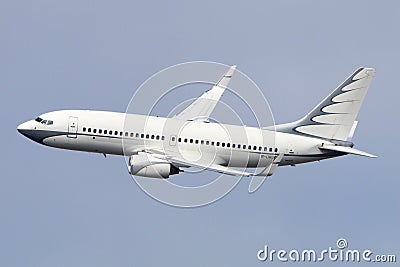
[174,65,236,122]
[166,156,254,177]
[129,147,285,178]
[141,147,285,177]
[141,148,253,176]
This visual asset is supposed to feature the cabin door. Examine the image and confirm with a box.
[67,116,78,138]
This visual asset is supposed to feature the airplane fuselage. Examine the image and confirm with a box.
[17,110,342,169]
[17,67,376,179]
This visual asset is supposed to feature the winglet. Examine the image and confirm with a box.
[248,153,285,193]
[174,65,237,122]
[226,65,236,76]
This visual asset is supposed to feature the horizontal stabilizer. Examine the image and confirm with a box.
[319,145,377,158]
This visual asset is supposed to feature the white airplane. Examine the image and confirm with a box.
[17,66,376,179]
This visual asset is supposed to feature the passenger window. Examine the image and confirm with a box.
[88,128,92,133]
[184,138,188,143]
[211,141,215,146]
[125,132,128,136]
[221,143,225,147]
[232,144,235,148]
[216,142,220,146]
[99,129,102,134]
[109,130,112,135]
[120,132,123,136]
[114,131,118,135]
[243,145,246,149]
[171,136,175,141]
[269,147,273,152]
[264,147,267,151]
[93,129,97,133]
[146,134,149,139]
[237,144,241,149]
[83,127,86,132]
[136,133,139,138]
[206,140,210,145]
[195,140,199,144]
[141,134,144,138]
[259,146,262,151]
[161,136,165,140]
[151,135,155,139]
[227,143,230,148]
[156,135,160,140]
[201,140,204,145]
[178,137,181,142]
[130,133,134,137]
[253,146,257,150]
[275,148,278,153]
[190,139,193,143]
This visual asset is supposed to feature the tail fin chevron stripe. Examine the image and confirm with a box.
[274,68,375,141]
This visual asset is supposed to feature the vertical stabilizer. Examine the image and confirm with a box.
[274,68,375,141]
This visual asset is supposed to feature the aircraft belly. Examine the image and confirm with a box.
[279,154,337,166]
[222,151,275,168]
[43,135,124,155]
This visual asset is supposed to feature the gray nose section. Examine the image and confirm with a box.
[17,121,39,142]
[17,121,61,144]
[17,128,31,136]
[17,121,31,135]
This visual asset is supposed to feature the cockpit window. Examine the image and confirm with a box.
[39,119,53,125]
[35,117,53,125]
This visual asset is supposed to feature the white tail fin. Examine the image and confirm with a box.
[274,68,375,141]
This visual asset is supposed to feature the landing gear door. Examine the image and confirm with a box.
[67,116,78,138]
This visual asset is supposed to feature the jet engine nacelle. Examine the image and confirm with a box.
[128,153,180,178]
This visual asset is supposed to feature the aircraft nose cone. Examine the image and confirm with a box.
[17,120,44,144]
[17,121,33,136]
[17,124,23,134]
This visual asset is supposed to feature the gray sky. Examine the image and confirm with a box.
[1,0,399,266]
